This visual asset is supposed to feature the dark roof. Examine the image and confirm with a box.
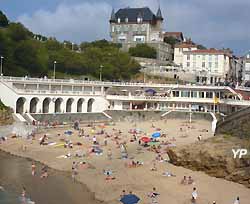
[110,7,162,23]
[156,7,163,20]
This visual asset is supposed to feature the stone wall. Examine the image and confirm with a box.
[216,106,250,138]
[31,113,111,124]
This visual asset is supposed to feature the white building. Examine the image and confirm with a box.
[1,76,250,122]
[174,43,197,66]
[243,52,250,82]
[182,49,231,84]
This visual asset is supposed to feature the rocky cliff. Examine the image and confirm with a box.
[167,136,250,188]
[0,101,13,126]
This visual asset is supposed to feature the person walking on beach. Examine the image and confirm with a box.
[40,165,48,179]
[21,187,26,197]
[107,148,112,160]
[31,162,36,176]
[72,161,78,182]
[191,187,198,204]
[233,196,240,204]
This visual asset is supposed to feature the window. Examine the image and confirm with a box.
[181,91,190,98]
[202,62,206,68]
[125,17,128,23]
[191,91,198,98]
[117,18,121,23]
[193,62,196,69]
[137,17,142,23]
[199,92,205,98]
[193,55,196,61]
[202,55,205,61]
[187,62,190,67]
[206,92,213,98]
[173,91,179,97]
[215,55,218,61]
[209,62,212,68]
[215,62,218,68]
[209,55,212,61]
[179,48,182,52]
[187,54,190,60]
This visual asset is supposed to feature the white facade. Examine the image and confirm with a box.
[182,50,231,84]
[174,44,197,66]
[1,76,250,117]
[243,53,250,82]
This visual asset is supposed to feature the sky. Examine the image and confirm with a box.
[1,0,250,56]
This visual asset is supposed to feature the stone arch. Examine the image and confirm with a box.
[29,97,39,113]
[42,97,51,113]
[66,98,74,113]
[16,97,26,113]
[77,98,84,113]
[87,98,95,112]
[54,98,63,113]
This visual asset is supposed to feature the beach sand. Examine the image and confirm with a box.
[1,118,250,204]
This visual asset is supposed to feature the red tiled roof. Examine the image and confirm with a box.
[164,32,183,38]
[175,43,197,48]
[234,89,250,100]
[185,49,232,56]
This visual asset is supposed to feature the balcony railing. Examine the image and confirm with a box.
[1,76,229,90]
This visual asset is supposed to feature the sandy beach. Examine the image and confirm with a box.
[1,118,250,204]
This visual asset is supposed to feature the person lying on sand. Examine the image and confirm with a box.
[162,171,176,177]
[126,160,143,168]
[150,161,157,171]
[103,170,116,180]
[120,190,126,198]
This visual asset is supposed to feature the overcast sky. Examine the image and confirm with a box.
[1,0,250,55]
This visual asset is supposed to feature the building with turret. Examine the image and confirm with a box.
[109,7,173,61]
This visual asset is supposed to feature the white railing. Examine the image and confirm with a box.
[106,95,217,103]
[1,76,229,90]
[12,88,103,96]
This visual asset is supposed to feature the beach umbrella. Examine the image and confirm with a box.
[140,136,151,143]
[145,88,156,94]
[152,132,161,138]
[64,130,73,135]
[120,194,140,204]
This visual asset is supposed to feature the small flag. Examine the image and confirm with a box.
[213,96,219,104]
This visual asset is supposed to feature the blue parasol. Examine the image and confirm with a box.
[120,194,140,204]
[145,89,156,94]
[64,130,73,135]
[152,132,161,138]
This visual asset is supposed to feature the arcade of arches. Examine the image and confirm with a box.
[15,97,95,114]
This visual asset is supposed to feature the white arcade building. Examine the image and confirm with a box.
[1,76,250,121]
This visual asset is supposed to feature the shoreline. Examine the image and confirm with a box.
[1,119,250,204]
[0,149,105,204]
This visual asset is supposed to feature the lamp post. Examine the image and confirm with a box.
[100,65,103,81]
[0,56,4,77]
[53,61,57,80]
[71,42,74,51]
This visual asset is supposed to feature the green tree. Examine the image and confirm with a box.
[197,44,207,50]
[129,44,157,59]
[164,36,179,47]
[8,23,32,41]
[14,40,48,76]
[0,11,9,27]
